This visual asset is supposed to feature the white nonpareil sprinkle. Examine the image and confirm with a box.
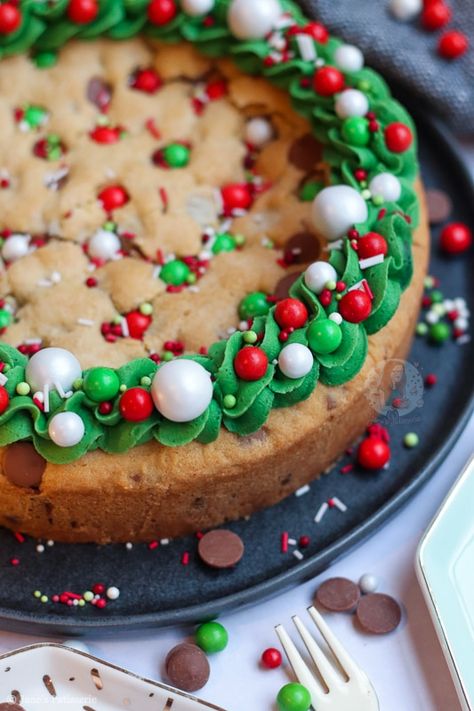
[50,271,62,283]
[315,502,329,523]
[36,544,45,553]
[160,538,170,545]
[331,496,347,512]
[457,334,471,345]
[295,484,310,497]
[77,318,95,327]
[359,254,385,270]
[315,58,325,67]
[293,549,304,561]
[239,321,249,331]
[0,373,7,386]
[296,33,317,61]
[288,538,297,546]
[188,285,200,293]
[106,586,120,600]
[47,539,54,547]
[425,311,439,324]
[125,542,133,550]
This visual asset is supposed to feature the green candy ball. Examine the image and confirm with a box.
[430,289,444,304]
[160,259,191,286]
[24,105,47,129]
[307,318,342,354]
[34,51,57,69]
[0,309,12,329]
[238,292,270,320]
[83,367,120,403]
[195,621,228,654]
[277,683,311,711]
[163,143,190,168]
[341,117,370,147]
[212,233,237,254]
[429,322,450,344]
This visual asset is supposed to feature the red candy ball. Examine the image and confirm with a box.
[313,66,345,97]
[147,0,177,25]
[126,310,152,339]
[98,185,129,211]
[261,648,282,669]
[303,22,329,43]
[119,387,154,422]
[339,290,372,323]
[90,126,121,144]
[0,385,9,414]
[132,68,162,94]
[0,3,21,34]
[357,437,390,470]
[440,222,472,254]
[438,30,469,59]
[221,183,252,213]
[274,298,308,329]
[234,346,268,381]
[384,122,413,153]
[421,2,451,30]
[67,0,98,24]
[357,232,388,259]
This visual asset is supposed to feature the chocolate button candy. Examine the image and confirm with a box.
[3,442,46,489]
[165,643,210,692]
[426,188,452,225]
[273,271,303,300]
[198,529,244,569]
[288,134,323,172]
[316,577,360,612]
[356,593,402,634]
[284,232,320,265]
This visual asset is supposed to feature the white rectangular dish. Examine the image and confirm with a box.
[0,643,227,710]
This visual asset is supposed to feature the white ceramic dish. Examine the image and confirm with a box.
[0,643,227,710]
[416,455,474,711]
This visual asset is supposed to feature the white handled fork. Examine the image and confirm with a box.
[275,606,379,710]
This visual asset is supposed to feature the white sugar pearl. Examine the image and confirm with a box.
[359,573,379,594]
[304,261,338,294]
[278,343,313,379]
[334,44,364,73]
[151,359,213,423]
[26,347,82,393]
[335,89,369,119]
[181,0,214,15]
[389,0,422,21]
[369,172,402,202]
[106,586,120,600]
[426,311,439,324]
[88,228,121,261]
[312,186,368,241]
[244,117,273,147]
[329,312,343,325]
[48,412,85,448]
[1,233,31,262]
[228,0,281,39]
[63,640,90,654]
[454,317,468,331]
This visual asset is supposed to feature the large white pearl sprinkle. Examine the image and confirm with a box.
[88,228,121,261]
[312,185,368,241]
[278,343,313,379]
[359,573,379,594]
[369,172,402,202]
[334,44,364,73]
[1,234,31,263]
[244,117,273,147]
[181,0,214,16]
[151,359,213,423]
[335,89,369,119]
[48,412,85,448]
[228,0,281,39]
[26,348,82,393]
[304,261,338,294]
[389,0,422,21]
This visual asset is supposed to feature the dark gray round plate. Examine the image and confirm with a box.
[0,106,473,636]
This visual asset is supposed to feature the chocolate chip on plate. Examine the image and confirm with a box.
[3,442,46,488]
[316,577,361,612]
[165,643,210,692]
[198,529,244,569]
[288,134,323,171]
[425,188,452,224]
[273,271,303,300]
[284,232,320,264]
[356,593,402,634]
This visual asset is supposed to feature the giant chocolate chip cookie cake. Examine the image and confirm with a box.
[0,0,429,542]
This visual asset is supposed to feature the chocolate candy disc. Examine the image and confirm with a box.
[3,442,46,488]
[425,188,452,224]
[198,529,244,569]
[288,134,323,171]
[284,232,320,264]
[273,271,303,300]
[356,593,402,634]
[165,643,210,692]
[316,577,361,612]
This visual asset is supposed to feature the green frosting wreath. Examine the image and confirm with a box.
[0,0,419,463]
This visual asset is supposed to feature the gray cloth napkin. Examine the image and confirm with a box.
[299,0,474,135]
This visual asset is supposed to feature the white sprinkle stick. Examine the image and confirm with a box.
[121,317,130,338]
[77,318,94,327]
[293,549,304,561]
[25,338,42,345]
[295,484,310,497]
[314,501,329,523]
[331,496,347,512]
[326,239,343,251]
[348,279,365,292]
[296,33,317,61]
[288,537,297,546]
[37,279,53,288]
[359,254,385,270]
